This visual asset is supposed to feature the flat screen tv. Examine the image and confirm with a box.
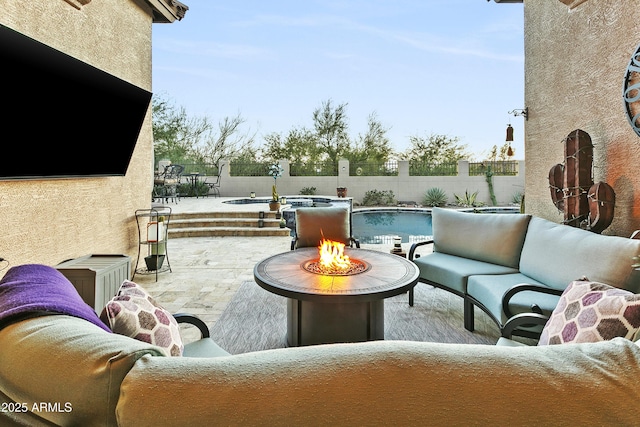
[0,24,152,180]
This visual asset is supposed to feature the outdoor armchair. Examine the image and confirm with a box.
[291,206,360,250]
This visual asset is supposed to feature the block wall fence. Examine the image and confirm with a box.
[215,159,525,206]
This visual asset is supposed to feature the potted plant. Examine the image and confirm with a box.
[144,254,165,271]
[268,163,284,211]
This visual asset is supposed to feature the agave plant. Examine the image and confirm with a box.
[423,187,448,207]
[454,190,484,207]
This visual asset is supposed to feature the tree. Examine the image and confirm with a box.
[344,112,394,163]
[485,142,513,161]
[312,99,350,165]
[404,133,470,164]
[152,94,210,163]
[192,114,257,166]
[261,127,320,165]
[152,94,256,166]
[262,101,393,173]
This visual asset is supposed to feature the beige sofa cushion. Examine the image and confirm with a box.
[431,208,531,268]
[118,338,640,426]
[0,315,163,427]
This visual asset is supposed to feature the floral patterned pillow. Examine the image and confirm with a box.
[100,281,183,356]
[538,280,640,345]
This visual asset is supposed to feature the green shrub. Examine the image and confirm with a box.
[362,189,396,206]
[299,186,317,195]
[178,182,209,197]
[423,187,448,207]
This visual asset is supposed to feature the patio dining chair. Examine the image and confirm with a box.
[153,164,184,204]
[291,206,360,250]
[204,163,224,197]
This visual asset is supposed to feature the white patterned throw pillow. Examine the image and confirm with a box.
[100,281,183,356]
[538,280,640,345]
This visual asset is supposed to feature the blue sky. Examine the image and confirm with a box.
[152,0,525,159]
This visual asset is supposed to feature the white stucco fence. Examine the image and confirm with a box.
[212,159,525,207]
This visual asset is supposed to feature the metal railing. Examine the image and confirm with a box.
[469,161,518,176]
[409,161,458,176]
[290,161,338,176]
[158,159,520,178]
[350,160,398,176]
[176,163,219,176]
[228,162,272,177]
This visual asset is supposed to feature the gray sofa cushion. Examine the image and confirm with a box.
[466,273,558,324]
[0,315,164,427]
[431,208,531,268]
[519,217,640,292]
[414,253,518,294]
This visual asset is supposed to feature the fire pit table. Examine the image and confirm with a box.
[253,247,419,346]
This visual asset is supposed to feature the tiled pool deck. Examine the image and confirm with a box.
[132,197,428,337]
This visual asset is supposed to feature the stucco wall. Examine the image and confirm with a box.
[524,0,640,236]
[0,0,156,276]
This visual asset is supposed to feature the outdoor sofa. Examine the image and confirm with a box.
[408,207,640,337]
[2,264,640,426]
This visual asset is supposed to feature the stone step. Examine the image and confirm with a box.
[170,218,283,229]
[168,226,291,238]
[171,211,279,220]
[166,210,290,238]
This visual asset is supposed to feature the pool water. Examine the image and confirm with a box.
[352,210,433,244]
[352,207,520,244]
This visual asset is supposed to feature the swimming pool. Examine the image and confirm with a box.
[352,207,521,244]
[352,209,433,244]
[225,196,353,230]
[224,196,349,209]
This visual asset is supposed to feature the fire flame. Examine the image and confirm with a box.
[318,238,351,272]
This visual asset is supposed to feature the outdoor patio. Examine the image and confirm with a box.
[132,196,415,341]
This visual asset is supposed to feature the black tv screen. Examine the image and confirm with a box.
[0,24,152,179]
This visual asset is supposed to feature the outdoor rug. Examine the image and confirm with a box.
[210,281,505,354]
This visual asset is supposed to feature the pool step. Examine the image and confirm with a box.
[168,211,290,238]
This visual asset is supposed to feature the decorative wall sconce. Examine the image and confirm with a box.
[508,108,529,120]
